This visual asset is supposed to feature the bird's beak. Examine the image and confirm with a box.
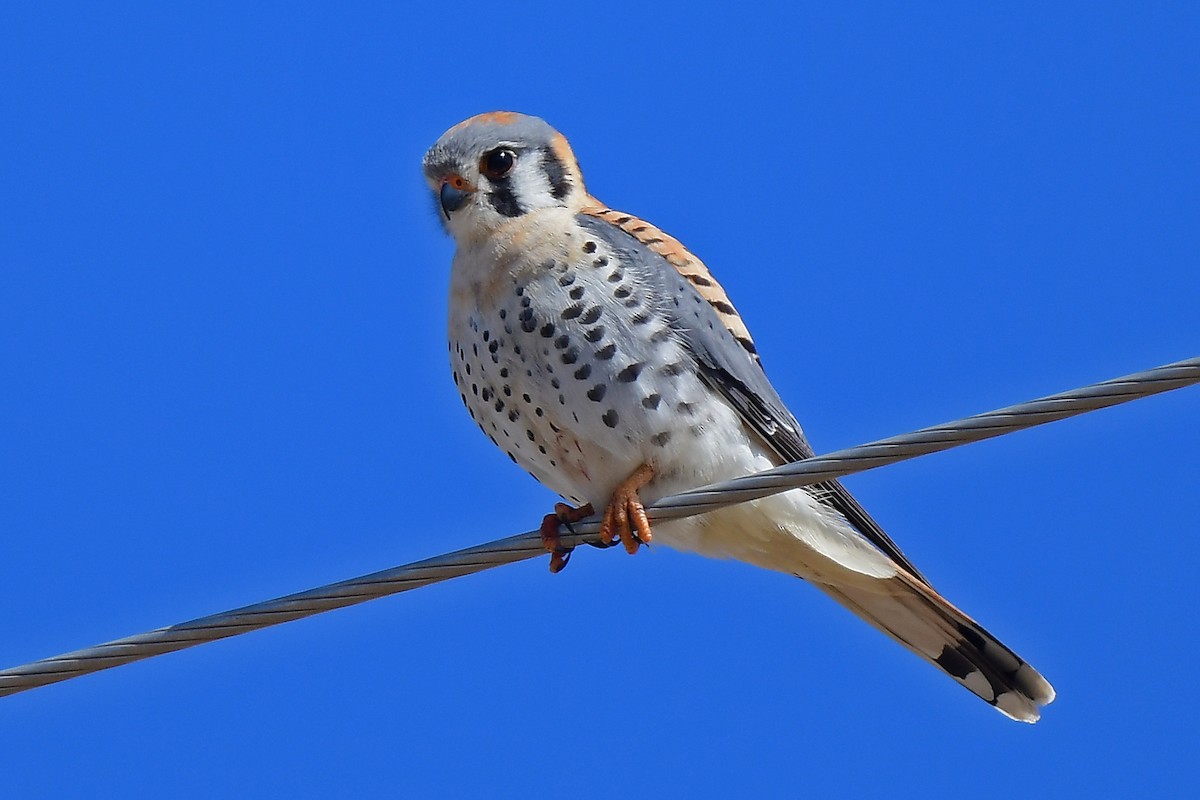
[439,178,472,217]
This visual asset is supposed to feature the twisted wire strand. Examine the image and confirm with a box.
[1,356,1196,698]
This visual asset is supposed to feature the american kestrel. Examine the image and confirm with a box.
[422,111,1054,722]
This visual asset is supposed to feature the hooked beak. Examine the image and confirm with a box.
[439,179,471,217]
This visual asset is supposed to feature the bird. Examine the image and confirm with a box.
[422,111,1055,722]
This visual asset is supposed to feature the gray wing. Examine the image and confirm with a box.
[578,213,931,585]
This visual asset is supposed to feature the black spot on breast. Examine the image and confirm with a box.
[488,340,499,353]
[561,347,579,365]
[631,312,651,324]
[602,410,619,428]
[595,343,616,360]
[499,309,508,319]
[465,364,472,376]
[500,367,509,378]
[587,385,607,401]
[662,362,685,377]
[569,286,585,300]
[508,410,519,422]
[535,407,544,417]
[526,430,536,442]
[550,377,561,389]
[494,400,504,412]
[574,364,592,380]
[642,393,661,409]
[540,323,555,338]
[651,432,672,446]
[561,304,583,320]
[481,388,492,401]
[688,273,713,287]
[617,363,643,382]
[649,327,671,344]
[503,386,512,397]
[614,286,631,298]
[677,401,697,416]
[554,334,570,349]
[584,326,605,342]
[581,306,603,324]
[607,269,622,282]
[583,241,597,254]
[558,272,576,287]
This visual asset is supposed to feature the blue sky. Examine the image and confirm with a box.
[1,3,1197,797]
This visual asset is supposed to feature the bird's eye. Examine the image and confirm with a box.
[481,149,516,180]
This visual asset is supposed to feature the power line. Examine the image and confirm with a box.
[1,356,1196,698]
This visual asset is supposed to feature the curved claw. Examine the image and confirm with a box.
[540,502,595,574]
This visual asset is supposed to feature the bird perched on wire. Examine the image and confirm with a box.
[422,111,1054,722]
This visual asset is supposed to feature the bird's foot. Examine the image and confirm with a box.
[540,502,595,573]
[599,463,656,555]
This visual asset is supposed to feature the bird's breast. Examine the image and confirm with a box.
[446,216,759,506]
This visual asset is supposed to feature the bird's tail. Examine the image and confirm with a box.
[816,570,1055,722]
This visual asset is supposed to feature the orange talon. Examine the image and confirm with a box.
[540,502,594,573]
[597,464,656,555]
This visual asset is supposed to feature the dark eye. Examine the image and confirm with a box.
[481,148,516,180]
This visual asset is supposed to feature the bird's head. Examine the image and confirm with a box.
[422,112,587,241]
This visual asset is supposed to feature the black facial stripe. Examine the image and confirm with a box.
[540,147,571,200]
[487,181,522,217]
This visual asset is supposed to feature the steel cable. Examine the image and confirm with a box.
[1,356,1196,698]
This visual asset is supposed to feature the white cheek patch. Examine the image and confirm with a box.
[495,153,559,213]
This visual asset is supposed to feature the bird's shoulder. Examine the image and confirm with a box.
[577,199,762,367]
